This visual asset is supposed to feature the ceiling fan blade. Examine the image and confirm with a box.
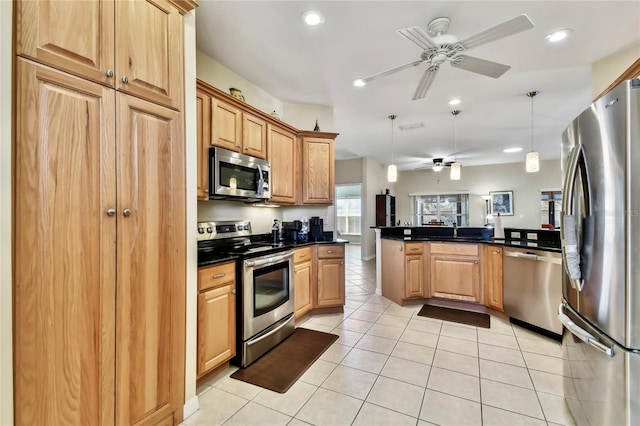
[358,60,424,84]
[412,67,438,100]
[451,55,511,78]
[458,15,534,50]
[397,26,439,50]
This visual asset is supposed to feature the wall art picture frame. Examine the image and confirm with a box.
[490,191,514,216]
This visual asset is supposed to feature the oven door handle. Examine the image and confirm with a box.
[245,251,294,267]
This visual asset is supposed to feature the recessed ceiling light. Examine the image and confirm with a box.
[302,11,324,26]
[353,79,365,87]
[545,29,572,43]
[448,98,462,106]
[504,147,523,153]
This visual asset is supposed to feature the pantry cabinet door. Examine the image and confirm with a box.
[116,94,185,426]
[15,0,115,86]
[116,0,183,110]
[13,58,116,426]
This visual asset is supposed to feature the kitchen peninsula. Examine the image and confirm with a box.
[374,225,562,315]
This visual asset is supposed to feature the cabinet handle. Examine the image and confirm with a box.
[106,208,116,216]
[474,261,478,264]
[106,69,114,78]
[340,262,344,265]
[205,188,209,193]
[213,273,225,278]
[123,208,132,217]
[236,144,241,149]
[327,250,335,254]
[300,253,307,257]
[122,76,129,83]
[231,288,236,294]
[492,250,501,254]
[399,247,403,252]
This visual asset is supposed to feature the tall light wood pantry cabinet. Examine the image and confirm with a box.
[12,0,197,425]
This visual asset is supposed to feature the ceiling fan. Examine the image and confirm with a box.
[353,15,534,100]
[420,158,456,172]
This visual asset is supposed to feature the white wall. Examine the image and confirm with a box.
[196,50,334,131]
[362,158,393,259]
[336,158,363,185]
[592,44,640,98]
[394,160,562,229]
[0,1,12,423]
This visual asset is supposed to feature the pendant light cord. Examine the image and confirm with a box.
[451,110,460,160]
[389,114,397,164]
[527,91,538,152]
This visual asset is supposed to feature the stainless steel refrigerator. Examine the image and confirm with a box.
[559,78,640,425]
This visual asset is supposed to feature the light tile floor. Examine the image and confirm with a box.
[185,245,575,426]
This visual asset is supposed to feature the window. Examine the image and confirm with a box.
[413,194,469,226]
[541,190,562,228]
[336,197,361,235]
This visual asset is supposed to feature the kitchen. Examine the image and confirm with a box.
[2,1,640,426]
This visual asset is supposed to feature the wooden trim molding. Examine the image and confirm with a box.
[169,0,198,14]
[594,57,640,101]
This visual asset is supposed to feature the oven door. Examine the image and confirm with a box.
[242,251,294,339]
[209,147,271,199]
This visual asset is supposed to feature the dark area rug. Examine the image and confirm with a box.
[231,328,338,393]
[417,304,490,328]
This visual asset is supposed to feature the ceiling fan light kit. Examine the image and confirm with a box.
[353,14,534,99]
[526,91,540,173]
[387,114,398,182]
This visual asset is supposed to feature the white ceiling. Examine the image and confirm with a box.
[196,1,640,170]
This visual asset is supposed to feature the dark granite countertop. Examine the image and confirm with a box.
[380,235,562,253]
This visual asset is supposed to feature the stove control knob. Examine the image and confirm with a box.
[206,226,213,233]
[197,228,205,234]
[244,225,250,230]
[237,225,243,231]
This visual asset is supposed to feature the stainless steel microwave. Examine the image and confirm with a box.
[209,147,271,201]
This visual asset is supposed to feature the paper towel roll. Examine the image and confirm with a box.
[494,215,505,239]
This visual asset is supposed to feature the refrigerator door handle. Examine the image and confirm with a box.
[561,144,589,291]
[558,303,614,357]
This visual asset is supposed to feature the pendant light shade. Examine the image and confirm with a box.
[450,162,461,180]
[387,164,398,182]
[526,151,540,172]
[387,114,397,183]
[450,110,461,180]
[526,91,540,173]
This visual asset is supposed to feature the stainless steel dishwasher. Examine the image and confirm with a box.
[503,247,563,337]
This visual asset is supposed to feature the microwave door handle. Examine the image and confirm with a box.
[255,164,264,197]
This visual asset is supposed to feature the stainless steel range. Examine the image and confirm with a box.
[197,221,295,367]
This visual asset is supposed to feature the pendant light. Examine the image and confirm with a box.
[526,91,540,173]
[450,110,461,180]
[387,114,397,182]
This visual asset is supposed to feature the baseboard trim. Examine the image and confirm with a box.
[183,395,199,420]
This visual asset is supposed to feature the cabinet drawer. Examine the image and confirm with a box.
[405,242,423,255]
[317,244,344,259]
[294,247,313,264]
[430,242,479,257]
[198,261,236,291]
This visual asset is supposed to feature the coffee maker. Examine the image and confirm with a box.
[309,216,325,242]
[282,220,302,242]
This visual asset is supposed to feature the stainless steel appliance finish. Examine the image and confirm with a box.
[241,250,294,367]
[209,147,271,200]
[560,78,640,425]
[503,247,563,336]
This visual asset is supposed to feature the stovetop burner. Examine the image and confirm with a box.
[197,220,292,265]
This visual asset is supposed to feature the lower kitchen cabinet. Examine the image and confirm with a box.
[483,245,504,311]
[316,244,345,308]
[381,239,429,304]
[197,262,236,377]
[293,247,313,318]
[430,242,482,304]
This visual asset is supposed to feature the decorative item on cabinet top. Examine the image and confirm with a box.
[229,87,245,102]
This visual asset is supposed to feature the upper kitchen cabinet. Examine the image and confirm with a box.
[210,94,267,159]
[15,0,190,110]
[197,88,212,200]
[268,123,299,204]
[300,131,338,205]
